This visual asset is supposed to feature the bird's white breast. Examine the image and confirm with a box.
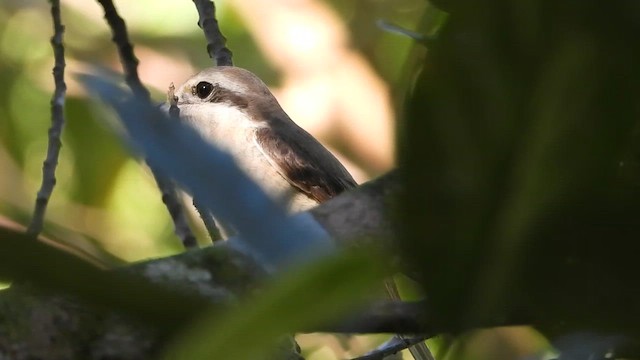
[177,103,317,213]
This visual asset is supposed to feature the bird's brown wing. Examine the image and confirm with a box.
[254,123,357,203]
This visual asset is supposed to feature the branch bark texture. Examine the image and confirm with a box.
[96,0,198,249]
[28,0,67,238]
[311,171,399,248]
[193,0,234,66]
[96,0,149,101]
[0,172,414,359]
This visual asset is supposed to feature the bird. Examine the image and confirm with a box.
[167,66,433,360]
[167,66,356,219]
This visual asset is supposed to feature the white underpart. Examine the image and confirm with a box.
[177,102,317,214]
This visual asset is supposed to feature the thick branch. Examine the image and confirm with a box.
[0,172,417,359]
[0,171,553,358]
[318,300,429,334]
[0,223,265,359]
[311,170,399,247]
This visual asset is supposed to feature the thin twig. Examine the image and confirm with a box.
[170,85,223,242]
[27,0,67,238]
[96,0,149,101]
[376,20,432,45]
[154,85,198,248]
[169,83,221,244]
[352,335,431,360]
[151,168,198,248]
[384,279,435,360]
[159,180,198,248]
[192,0,233,66]
[190,0,232,238]
[193,198,223,241]
[97,0,198,248]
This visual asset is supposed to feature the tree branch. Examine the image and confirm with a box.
[150,167,198,248]
[96,0,198,249]
[310,170,399,248]
[318,300,429,334]
[96,0,149,101]
[188,0,234,239]
[28,0,67,238]
[0,221,264,359]
[156,84,199,247]
[351,335,432,360]
[0,171,428,359]
[192,0,234,66]
[0,171,552,358]
[193,197,223,241]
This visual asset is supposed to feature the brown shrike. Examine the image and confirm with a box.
[167,66,432,360]
[169,66,356,218]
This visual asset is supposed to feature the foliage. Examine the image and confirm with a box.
[401,0,640,350]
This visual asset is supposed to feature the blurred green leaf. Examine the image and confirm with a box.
[63,97,129,206]
[400,0,640,335]
[164,250,386,360]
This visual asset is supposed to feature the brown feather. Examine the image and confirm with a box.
[255,123,357,203]
[177,66,357,204]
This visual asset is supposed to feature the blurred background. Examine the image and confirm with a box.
[0,0,434,260]
[0,0,554,359]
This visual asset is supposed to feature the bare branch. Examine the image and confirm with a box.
[192,0,234,66]
[2,173,540,358]
[149,84,199,248]
[171,78,222,243]
[28,0,67,238]
[96,0,149,101]
[151,167,198,248]
[193,197,223,241]
[96,0,198,249]
[311,171,399,248]
[352,335,431,360]
[385,278,435,360]
[170,88,225,244]
[190,0,235,238]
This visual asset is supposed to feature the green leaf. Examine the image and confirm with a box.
[400,0,640,332]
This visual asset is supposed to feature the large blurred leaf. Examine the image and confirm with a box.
[400,0,640,335]
[63,97,129,206]
[164,250,386,360]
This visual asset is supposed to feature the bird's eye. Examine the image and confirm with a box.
[193,81,214,99]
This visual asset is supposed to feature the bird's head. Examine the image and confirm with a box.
[169,66,285,125]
